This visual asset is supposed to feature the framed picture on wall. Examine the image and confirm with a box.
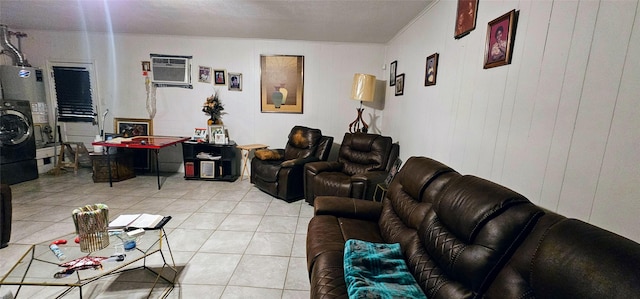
[484,10,518,69]
[389,60,397,86]
[198,66,212,83]
[213,69,227,85]
[228,73,242,91]
[395,73,405,96]
[260,55,304,113]
[425,53,439,86]
[454,0,478,39]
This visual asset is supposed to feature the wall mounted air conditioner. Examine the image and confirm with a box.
[150,54,192,88]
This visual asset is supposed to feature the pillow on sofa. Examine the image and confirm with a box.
[254,149,281,160]
[344,239,426,299]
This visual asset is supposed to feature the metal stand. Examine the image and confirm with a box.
[348,101,369,133]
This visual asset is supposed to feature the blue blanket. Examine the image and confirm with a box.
[344,239,427,299]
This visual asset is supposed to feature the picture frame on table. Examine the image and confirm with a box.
[484,10,518,69]
[425,53,439,86]
[228,73,242,91]
[395,73,405,96]
[454,0,478,39]
[208,125,226,144]
[389,60,397,86]
[192,128,207,141]
[213,69,227,85]
[198,66,212,83]
[113,117,153,171]
[260,55,304,113]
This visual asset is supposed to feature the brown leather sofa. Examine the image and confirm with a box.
[304,132,399,205]
[251,126,333,202]
[306,156,640,299]
[1,184,11,248]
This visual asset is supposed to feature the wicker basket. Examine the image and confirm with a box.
[72,204,109,252]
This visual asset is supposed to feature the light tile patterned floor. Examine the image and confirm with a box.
[0,168,312,298]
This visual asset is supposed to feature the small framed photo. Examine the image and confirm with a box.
[454,0,478,39]
[192,127,207,141]
[200,161,216,178]
[214,133,226,144]
[395,74,405,96]
[389,60,397,86]
[198,66,212,83]
[228,73,242,91]
[213,69,227,85]
[208,125,225,144]
[425,53,439,86]
[484,10,518,69]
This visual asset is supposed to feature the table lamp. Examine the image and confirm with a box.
[349,73,376,133]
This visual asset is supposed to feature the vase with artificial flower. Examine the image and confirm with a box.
[202,90,225,125]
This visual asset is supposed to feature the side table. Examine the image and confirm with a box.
[236,144,268,181]
[373,183,388,202]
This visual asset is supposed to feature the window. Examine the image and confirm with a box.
[52,66,95,122]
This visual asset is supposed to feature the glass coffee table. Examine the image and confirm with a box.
[0,228,177,298]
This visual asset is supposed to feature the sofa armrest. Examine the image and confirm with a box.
[281,156,320,168]
[314,196,382,222]
[305,161,342,175]
[351,171,389,200]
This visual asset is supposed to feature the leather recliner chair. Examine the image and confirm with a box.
[304,132,399,205]
[1,184,11,248]
[251,126,333,202]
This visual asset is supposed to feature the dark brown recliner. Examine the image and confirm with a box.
[1,184,11,249]
[304,133,399,205]
[251,126,333,202]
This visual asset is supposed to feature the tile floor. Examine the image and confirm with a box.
[0,168,313,298]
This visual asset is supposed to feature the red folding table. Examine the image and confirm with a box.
[92,136,190,189]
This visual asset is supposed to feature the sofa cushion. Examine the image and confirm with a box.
[410,175,542,298]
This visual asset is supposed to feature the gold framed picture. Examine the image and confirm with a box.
[260,55,304,113]
[114,118,153,137]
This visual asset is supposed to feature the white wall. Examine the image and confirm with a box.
[15,31,386,169]
[385,0,640,242]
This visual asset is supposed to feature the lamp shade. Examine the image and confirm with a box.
[351,73,376,102]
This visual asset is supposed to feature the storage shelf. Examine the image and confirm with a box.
[181,141,239,182]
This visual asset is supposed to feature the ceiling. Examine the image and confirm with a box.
[0,0,432,44]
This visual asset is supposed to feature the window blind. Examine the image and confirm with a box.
[52,66,95,122]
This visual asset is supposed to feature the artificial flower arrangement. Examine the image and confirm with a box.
[202,90,225,124]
